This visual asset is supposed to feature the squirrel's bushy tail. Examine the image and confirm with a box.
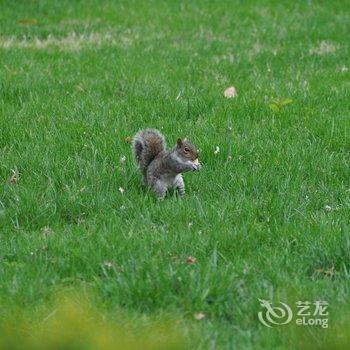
[132,129,166,175]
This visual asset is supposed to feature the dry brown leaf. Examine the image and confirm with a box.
[17,18,38,25]
[186,256,197,264]
[10,169,19,184]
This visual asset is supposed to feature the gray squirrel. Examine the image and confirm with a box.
[132,129,201,199]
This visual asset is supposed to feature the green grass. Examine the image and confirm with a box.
[0,0,349,348]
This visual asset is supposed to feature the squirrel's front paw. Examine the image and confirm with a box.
[191,163,202,171]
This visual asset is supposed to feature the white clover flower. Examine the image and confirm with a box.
[224,86,237,98]
[324,205,332,212]
[103,261,114,269]
[194,312,206,320]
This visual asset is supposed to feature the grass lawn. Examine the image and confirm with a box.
[0,0,349,348]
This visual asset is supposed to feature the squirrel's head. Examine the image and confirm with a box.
[176,138,199,162]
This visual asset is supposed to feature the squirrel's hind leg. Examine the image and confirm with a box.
[174,175,185,196]
[153,180,167,200]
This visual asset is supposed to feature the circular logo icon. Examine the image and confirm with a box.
[258,299,293,327]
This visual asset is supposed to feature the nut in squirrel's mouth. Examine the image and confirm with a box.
[193,158,199,164]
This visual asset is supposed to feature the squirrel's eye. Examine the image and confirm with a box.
[184,147,189,152]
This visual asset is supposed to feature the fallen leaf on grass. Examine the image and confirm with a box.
[224,86,237,98]
[186,256,197,264]
[17,18,38,25]
[269,98,293,112]
[9,169,19,184]
[194,312,206,320]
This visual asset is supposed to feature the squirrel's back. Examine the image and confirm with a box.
[132,129,166,175]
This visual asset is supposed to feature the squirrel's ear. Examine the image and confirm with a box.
[177,138,183,147]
